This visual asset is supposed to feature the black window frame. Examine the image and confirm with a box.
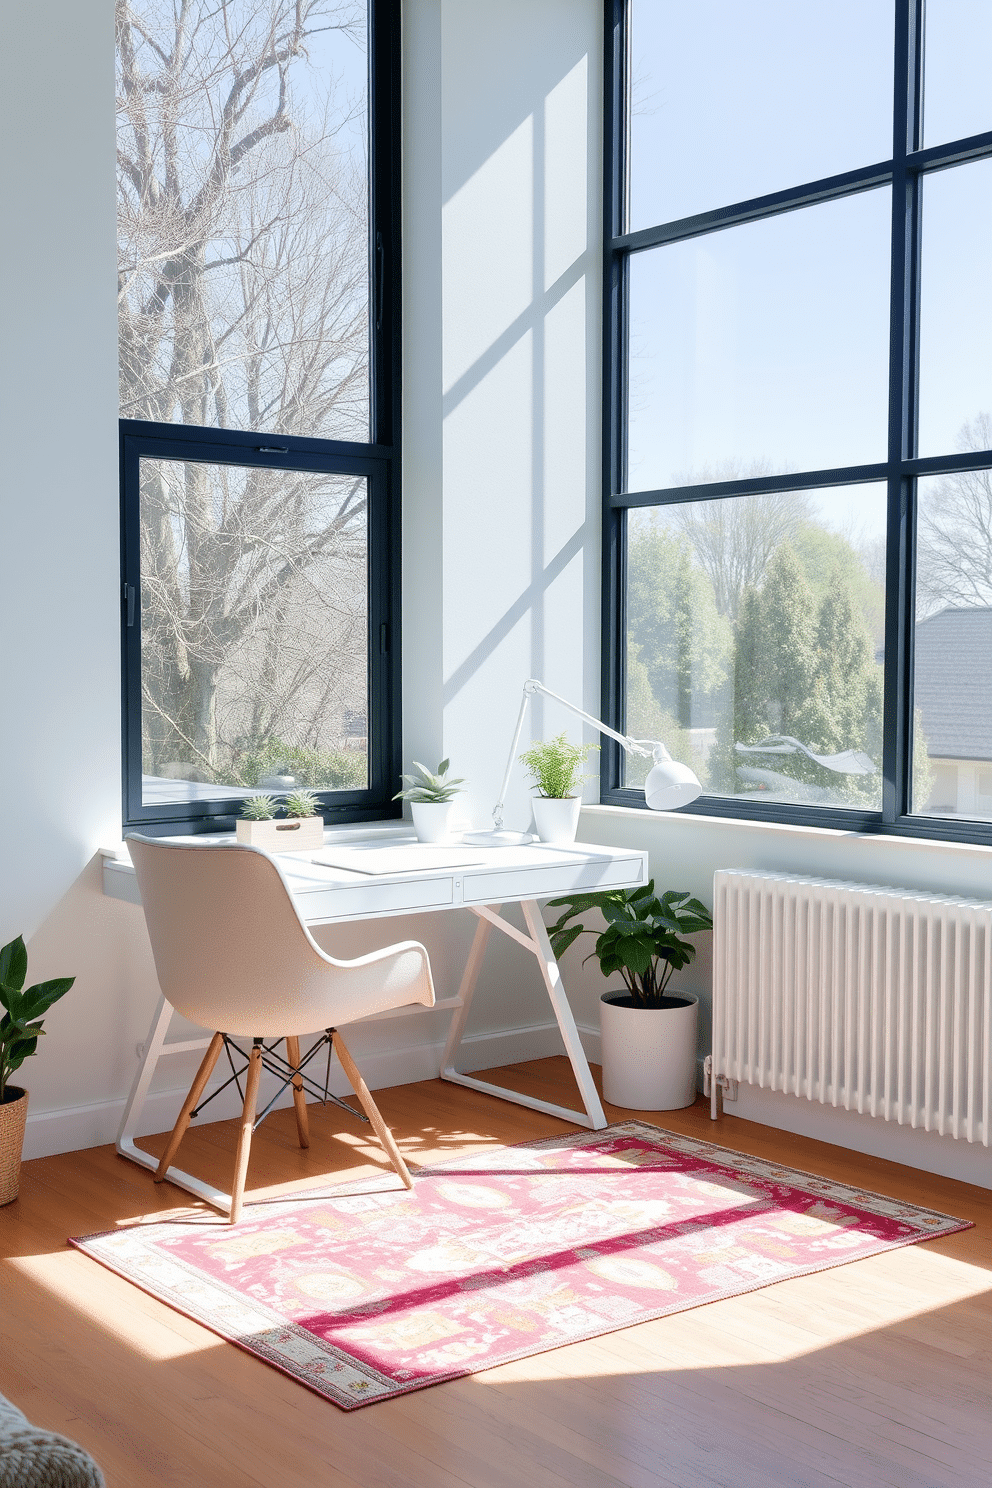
[602,0,992,845]
[120,0,402,836]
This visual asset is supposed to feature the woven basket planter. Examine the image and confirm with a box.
[0,1087,28,1205]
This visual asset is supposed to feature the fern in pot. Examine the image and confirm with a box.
[394,760,465,842]
[518,733,599,844]
[547,882,712,1110]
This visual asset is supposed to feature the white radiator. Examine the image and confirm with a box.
[710,869,991,1145]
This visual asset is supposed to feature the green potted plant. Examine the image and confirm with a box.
[1,936,75,1204]
[236,790,324,852]
[393,760,465,842]
[547,882,712,1109]
[518,733,599,844]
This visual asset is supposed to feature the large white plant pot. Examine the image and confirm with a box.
[411,800,455,842]
[599,991,699,1110]
[532,796,581,844]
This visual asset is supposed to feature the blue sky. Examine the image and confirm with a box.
[626,0,992,543]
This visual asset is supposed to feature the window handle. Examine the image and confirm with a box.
[123,583,136,628]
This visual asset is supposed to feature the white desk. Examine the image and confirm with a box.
[104,827,648,1196]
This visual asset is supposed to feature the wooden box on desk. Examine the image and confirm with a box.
[235,816,325,852]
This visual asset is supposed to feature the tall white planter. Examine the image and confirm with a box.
[411,800,455,842]
[532,796,581,844]
[599,991,699,1110]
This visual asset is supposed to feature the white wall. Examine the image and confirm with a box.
[4,0,607,1158]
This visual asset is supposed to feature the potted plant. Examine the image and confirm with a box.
[547,882,713,1109]
[1,935,75,1204]
[236,790,324,851]
[393,760,465,842]
[519,733,599,844]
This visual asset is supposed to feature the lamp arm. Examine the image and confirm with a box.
[491,678,669,831]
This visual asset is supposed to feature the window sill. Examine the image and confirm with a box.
[581,803,992,863]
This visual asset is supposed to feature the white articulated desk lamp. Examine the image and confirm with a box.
[464,677,703,847]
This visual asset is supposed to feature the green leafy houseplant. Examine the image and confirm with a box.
[519,733,599,799]
[546,882,713,1007]
[1,936,75,1103]
[393,759,465,804]
[283,789,321,818]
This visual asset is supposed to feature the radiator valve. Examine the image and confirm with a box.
[703,1056,737,1119]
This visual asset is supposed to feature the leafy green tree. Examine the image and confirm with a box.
[626,516,730,731]
[710,547,884,803]
[791,521,886,648]
[813,570,883,757]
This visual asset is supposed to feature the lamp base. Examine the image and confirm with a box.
[461,829,536,847]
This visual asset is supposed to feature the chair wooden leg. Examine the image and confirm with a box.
[285,1035,310,1149]
[331,1030,413,1190]
[230,1041,263,1224]
[155,1032,225,1183]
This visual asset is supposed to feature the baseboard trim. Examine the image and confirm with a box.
[697,1058,992,1191]
[22,1019,603,1161]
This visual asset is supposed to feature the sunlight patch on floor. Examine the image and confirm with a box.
[8,1253,219,1361]
[469,1245,992,1383]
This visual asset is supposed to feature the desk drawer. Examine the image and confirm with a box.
[298,875,455,922]
[463,855,646,905]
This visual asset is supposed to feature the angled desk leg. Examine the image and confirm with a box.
[440,900,607,1130]
[116,993,233,1212]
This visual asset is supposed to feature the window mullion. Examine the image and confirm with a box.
[882,0,924,826]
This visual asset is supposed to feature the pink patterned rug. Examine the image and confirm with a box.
[70,1122,968,1409]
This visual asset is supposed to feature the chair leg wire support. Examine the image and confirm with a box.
[189,1031,369,1131]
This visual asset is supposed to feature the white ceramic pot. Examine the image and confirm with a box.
[599,991,699,1110]
[236,816,324,852]
[532,796,582,844]
[411,800,455,843]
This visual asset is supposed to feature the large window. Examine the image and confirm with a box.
[604,0,992,841]
[118,0,400,831]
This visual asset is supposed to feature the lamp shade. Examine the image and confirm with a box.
[644,757,703,812]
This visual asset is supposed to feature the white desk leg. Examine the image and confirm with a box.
[522,899,607,1130]
[439,910,494,1075]
[439,900,608,1131]
[116,994,174,1160]
[116,993,233,1214]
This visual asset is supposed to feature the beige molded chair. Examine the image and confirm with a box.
[127,834,435,1222]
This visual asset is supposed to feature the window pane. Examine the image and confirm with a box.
[118,2,369,441]
[140,459,368,808]
[625,486,887,811]
[923,0,992,147]
[918,160,992,458]
[627,192,891,493]
[628,0,894,231]
[914,469,992,819]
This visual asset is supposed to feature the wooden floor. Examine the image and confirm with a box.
[2,1057,990,1488]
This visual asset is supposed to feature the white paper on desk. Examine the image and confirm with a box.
[311,846,485,876]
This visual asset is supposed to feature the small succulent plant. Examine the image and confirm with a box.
[393,759,465,803]
[240,793,278,820]
[284,788,321,819]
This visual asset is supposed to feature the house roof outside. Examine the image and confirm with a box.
[914,606,992,762]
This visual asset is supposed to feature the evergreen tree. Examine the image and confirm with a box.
[626,517,730,731]
[711,547,885,804]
